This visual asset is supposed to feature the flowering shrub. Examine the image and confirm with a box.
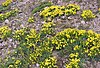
[2,0,12,7]
[0,9,19,21]
[0,26,11,39]
[81,10,96,20]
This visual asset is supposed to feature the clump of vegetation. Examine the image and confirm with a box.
[28,16,34,23]
[40,57,58,68]
[40,4,80,20]
[32,2,52,14]
[13,28,27,41]
[0,26,11,39]
[81,10,96,20]
[2,0,12,7]
[65,4,80,16]
[0,9,19,21]
[1,23,100,68]
[52,28,100,67]
[40,6,65,18]
[0,6,10,12]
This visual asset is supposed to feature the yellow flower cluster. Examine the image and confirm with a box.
[52,28,100,60]
[65,4,80,15]
[2,0,12,7]
[0,9,19,21]
[69,53,79,58]
[28,17,34,23]
[66,58,80,68]
[40,57,58,68]
[40,5,64,18]
[66,52,80,68]
[13,29,26,41]
[0,26,11,39]
[40,4,80,19]
[29,45,53,64]
[26,29,37,40]
[81,10,96,20]
[41,22,55,35]
[2,22,100,68]
[8,60,21,68]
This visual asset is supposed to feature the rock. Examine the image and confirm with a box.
[81,20,85,24]
[68,17,73,20]
[36,63,39,67]
[61,16,66,20]
[97,62,100,68]
[4,19,10,24]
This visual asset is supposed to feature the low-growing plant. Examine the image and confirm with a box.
[1,22,100,68]
[40,4,80,20]
[13,28,27,41]
[65,4,80,16]
[2,0,12,7]
[28,16,34,23]
[81,10,96,20]
[40,5,65,19]
[40,57,58,68]
[52,28,100,67]
[32,2,52,14]
[0,9,19,21]
[0,6,10,12]
[66,58,80,68]
[0,26,11,39]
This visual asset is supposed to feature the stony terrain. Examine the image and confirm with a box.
[0,0,100,68]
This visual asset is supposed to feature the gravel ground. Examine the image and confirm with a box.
[0,0,100,68]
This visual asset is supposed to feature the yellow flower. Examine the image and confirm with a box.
[15,60,20,64]
[74,45,79,50]
[69,53,79,58]
[8,65,14,68]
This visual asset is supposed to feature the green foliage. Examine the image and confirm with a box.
[32,2,52,14]
[0,9,19,21]
[81,10,96,20]
[2,0,12,7]
[0,26,11,39]
[0,6,10,12]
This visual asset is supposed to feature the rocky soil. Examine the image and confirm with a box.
[0,0,100,68]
